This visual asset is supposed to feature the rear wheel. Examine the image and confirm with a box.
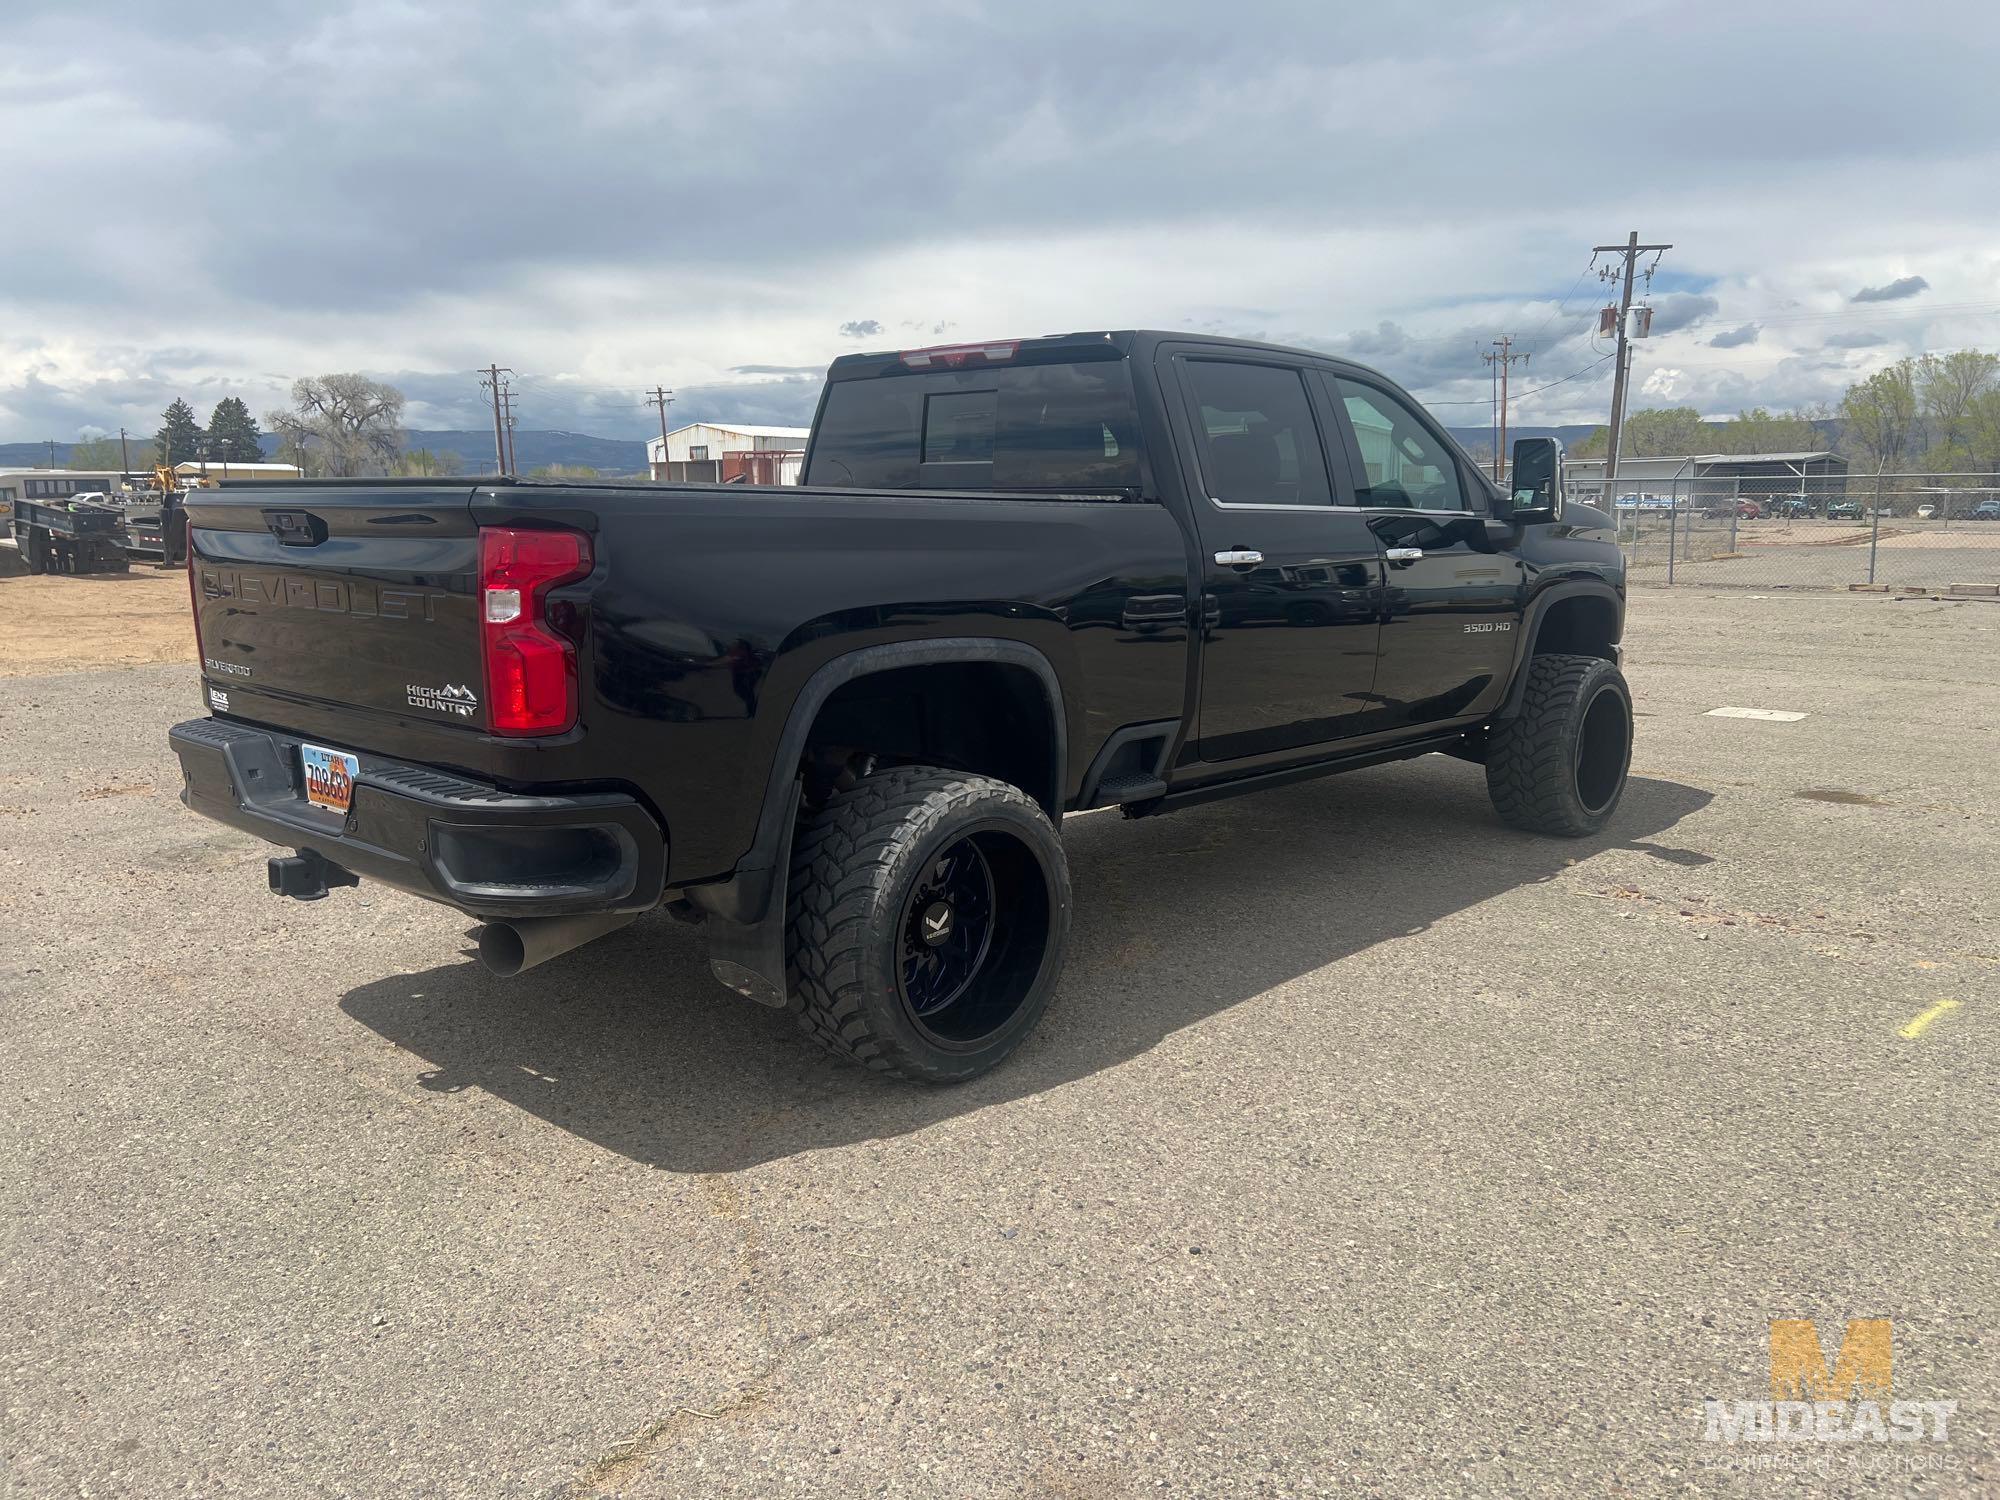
[787,766,1069,1083]
[1485,653,1632,837]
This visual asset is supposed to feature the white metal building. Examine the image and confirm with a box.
[175,460,302,482]
[1565,450,1848,500]
[647,423,811,484]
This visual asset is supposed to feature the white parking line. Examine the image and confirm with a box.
[1707,707,1808,721]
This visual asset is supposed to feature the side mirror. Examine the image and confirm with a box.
[1506,436,1565,524]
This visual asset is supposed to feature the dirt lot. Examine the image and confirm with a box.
[2,576,1995,1498]
[0,566,193,676]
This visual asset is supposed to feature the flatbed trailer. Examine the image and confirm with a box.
[10,496,129,574]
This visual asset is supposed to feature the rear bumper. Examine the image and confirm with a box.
[169,716,667,918]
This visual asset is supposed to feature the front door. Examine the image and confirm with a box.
[1170,354,1385,762]
[1322,374,1525,732]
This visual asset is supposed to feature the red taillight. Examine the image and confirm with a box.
[479,525,592,736]
[899,340,1018,369]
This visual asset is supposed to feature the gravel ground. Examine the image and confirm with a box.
[1621,519,2000,590]
[2,584,1994,1498]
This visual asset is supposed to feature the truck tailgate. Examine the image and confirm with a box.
[188,485,489,730]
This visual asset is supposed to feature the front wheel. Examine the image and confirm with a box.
[787,767,1070,1083]
[1485,653,1633,837]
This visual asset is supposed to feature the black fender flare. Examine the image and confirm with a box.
[1493,579,1624,722]
[691,637,1069,1007]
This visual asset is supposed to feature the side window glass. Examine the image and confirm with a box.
[1183,360,1333,506]
[1332,379,1468,512]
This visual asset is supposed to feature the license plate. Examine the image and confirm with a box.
[300,743,360,815]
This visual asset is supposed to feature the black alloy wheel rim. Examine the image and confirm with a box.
[1575,684,1630,815]
[898,837,997,1029]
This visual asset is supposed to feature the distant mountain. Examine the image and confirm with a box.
[397,429,653,475]
[1446,424,1602,458]
[0,431,652,476]
[5,416,1846,479]
[0,441,113,469]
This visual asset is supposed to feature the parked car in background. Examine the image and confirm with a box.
[1916,503,1938,518]
[1699,499,1760,521]
[1771,498,1815,520]
[1970,500,2000,521]
[1825,499,1863,521]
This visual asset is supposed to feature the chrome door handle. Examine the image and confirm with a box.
[1214,549,1263,566]
[1385,547,1424,562]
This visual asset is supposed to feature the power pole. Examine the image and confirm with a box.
[645,386,675,480]
[119,428,131,473]
[1594,230,1672,490]
[500,384,519,477]
[1481,336,1530,481]
[480,365,513,477]
[46,439,56,469]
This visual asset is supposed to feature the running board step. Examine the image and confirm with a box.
[1094,774,1167,805]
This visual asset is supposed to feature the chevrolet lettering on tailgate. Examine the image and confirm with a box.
[198,567,451,622]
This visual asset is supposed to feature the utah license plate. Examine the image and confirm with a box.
[301,743,359,814]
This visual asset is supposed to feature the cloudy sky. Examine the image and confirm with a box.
[4,0,1997,444]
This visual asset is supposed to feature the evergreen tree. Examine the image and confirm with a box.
[204,397,265,462]
[155,399,204,465]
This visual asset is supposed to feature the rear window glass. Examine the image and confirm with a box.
[807,360,1144,493]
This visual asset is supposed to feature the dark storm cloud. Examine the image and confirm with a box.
[384,369,820,434]
[1643,294,1720,336]
[4,0,1993,319]
[1708,323,1759,348]
[1297,312,1611,415]
[1851,275,1929,303]
[7,0,1999,443]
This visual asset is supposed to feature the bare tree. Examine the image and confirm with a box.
[265,374,406,477]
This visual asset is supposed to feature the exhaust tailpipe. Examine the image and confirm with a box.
[476,911,638,977]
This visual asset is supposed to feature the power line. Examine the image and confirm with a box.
[1526,256,1599,353]
[1425,352,1613,406]
[508,371,656,404]
[1510,353,1617,400]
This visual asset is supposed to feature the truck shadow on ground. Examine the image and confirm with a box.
[341,758,1713,1174]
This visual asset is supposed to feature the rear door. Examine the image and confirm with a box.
[187,485,488,731]
[1320,374,1525,731]
[1166,351,1385,762]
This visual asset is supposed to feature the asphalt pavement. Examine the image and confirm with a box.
[2,587,1994,1498]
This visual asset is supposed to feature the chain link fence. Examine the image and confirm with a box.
[1564,469,2000,590]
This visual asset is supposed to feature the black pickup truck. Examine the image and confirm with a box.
[169,331,1630,1082]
